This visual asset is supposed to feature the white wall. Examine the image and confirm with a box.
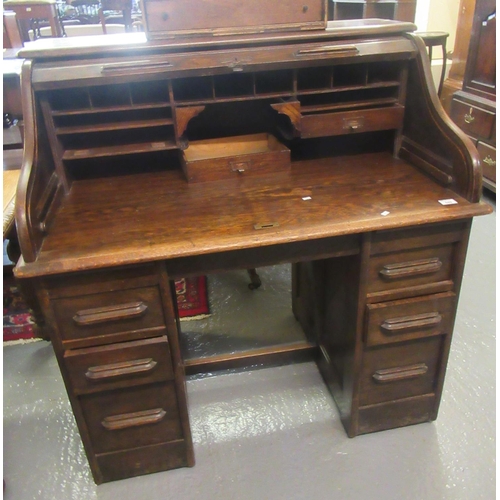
[415,0,461,55]
[415,0,461,91]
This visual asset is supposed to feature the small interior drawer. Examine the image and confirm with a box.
[80,382,183,454]
[366,244,454,296]
[52,286,166,348]
[300,105,404,139]
[449,98,495,140]
[359,336,442,406]
[181,133,290,183]
[64,337,174,395]
[365,292,455,346]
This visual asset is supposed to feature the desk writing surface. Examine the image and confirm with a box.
[18,151,490,278]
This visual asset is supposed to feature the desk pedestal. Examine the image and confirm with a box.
[34,220,471,483]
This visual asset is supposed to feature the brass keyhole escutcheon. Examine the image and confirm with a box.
[302,5,308,12]
[162,12,169,21]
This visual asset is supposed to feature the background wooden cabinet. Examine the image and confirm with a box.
[448,0,496,192]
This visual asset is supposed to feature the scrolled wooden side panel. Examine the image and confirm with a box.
[399,34,483,202]
[14,60,64,264]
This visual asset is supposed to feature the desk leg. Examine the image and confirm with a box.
[16,277,51,341]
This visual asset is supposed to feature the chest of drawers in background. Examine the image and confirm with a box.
[449,0,496,192]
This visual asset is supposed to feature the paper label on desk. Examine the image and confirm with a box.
[438,198,458,205]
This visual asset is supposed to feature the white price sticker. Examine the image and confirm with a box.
[438,199,458,205]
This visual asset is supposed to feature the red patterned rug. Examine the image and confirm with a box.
[175,276,210,320]
[3,275,209,344]
[3,278,36,344]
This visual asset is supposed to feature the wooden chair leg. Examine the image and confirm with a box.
[98,7,107,34]
[247,268,262,290]
[16,277,52,341]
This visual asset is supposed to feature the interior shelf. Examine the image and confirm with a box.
[62,140,177,160]
[301,98,400,113]
[51,102,172,117]
[55,118,175,135]
[39,60,407,181]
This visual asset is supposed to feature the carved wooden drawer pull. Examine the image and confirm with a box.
[372,363,428,383]
[296,44,359,56]
[101,61,173,74]
[85,358,158,381]
[73,301,148,326]
[379,257,442,279]
[101,408,166,431]
[380,312,442,334]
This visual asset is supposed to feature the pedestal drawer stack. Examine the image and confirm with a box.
[39,263,194,483]
[312,221,471,437]
[355,221,470,435]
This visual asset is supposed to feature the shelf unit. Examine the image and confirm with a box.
[39,60,407,187]
[330,0,416,22]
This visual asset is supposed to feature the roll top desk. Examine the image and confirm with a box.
[14,19,491,483]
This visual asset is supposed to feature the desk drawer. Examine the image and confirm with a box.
[52,286,165,347]
[366,244,454,296]
[64,337,174,395]
[95,440,191,483]
[81,382,183,454]
[365,292,455,346]
[359,336,442,406]
[449,98,495,140]
[300,105,404,139]
[477,141,496,184]
[181,133,290,183]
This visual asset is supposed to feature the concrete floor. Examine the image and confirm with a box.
[3,193,495,500]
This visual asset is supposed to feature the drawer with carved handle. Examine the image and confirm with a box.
[52,286,166,348]
[64,337,174,394]
[359,336,442,406]
[366,244,454,296]
[80,382,184,454]
[365,292,455,346]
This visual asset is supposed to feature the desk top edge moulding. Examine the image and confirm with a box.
[13,14,492,484]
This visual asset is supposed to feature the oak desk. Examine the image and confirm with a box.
[14,20,491,483]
